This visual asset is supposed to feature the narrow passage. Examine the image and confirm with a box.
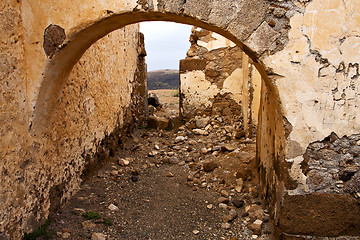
[47,104,272,240]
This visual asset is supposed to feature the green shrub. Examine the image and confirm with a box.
[23,218,52,240]
[102,218,112,226]
[82,211,101,220]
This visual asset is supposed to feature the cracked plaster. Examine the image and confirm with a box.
[263,0,360,193]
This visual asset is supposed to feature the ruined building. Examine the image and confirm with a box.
[180,27,262,137]
[0,0,359,239]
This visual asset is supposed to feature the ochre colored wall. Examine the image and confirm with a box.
[0,1,145,238]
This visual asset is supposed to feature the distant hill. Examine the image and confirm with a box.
[147,69,179,90]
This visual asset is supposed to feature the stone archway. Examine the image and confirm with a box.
[29,1,287,238]
[31,2,283,132]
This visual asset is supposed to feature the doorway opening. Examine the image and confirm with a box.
[30,10,282,239]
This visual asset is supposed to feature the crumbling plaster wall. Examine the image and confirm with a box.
[175,0,360,236]
[262,0,360,197]
[0,0,146,238]
[180,28,262,137]
[256,0,360,237]
[263,0,360,194]
[179,28,243,118]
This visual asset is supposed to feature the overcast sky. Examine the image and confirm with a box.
[140,21,192,71]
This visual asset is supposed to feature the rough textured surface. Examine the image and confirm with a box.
[259,0,360,236]
[279,193,360,237]
[303,133,360,195]
[179,28,262,136]
[1,0,360,238]
[0,1,145,239]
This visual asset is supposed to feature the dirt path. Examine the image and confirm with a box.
[44,117,272,240]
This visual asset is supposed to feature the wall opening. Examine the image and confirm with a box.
[26,10,285,240]
[36,18,274,239]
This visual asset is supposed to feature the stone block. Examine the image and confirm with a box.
[279,193,360,236]
[245,21,281,56]
[179,59,207,73]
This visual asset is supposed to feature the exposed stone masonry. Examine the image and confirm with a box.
[180,27,262,138]
[303,132,360,196]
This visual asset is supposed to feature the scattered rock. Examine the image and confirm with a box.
[203,161,218,172]
[355,192,360,198]
[91,232,107,240]
[46,112,262,239]
[220,190,230,197]
[118,158,131,166]
[212,146,221,151]
[178,161,186,166]
[108,203,119,211]
[234,186,242,192]
[175,136,187,143]
[222,209,238,222]
[219,203,228,210]
[82,220,96,229]
[172,145,181,150]
[235,178,243,192]
[192,230,200,235]
[247,205,265,221]
[188,139,197,145]
[148,92,161,107]
[221,144,236,152]
[224,125,234,133]
[229,209,238,218]
[221,222,231,229]
[222,214,236,222]
[235,130,245,139]
[196,117,210,128]
[201,148,211,154]
[217,197,230,204]
[249,220,263,235]
[62,232,71,239]
[273,7,286,18]
[169,156,180,164]
[167,151,175,156]
[193,129,207,135]
[110,170,119,176]
[148,151,159,157]
[232,199,244,208]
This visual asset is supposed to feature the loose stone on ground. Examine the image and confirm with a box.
[46,112,271,239]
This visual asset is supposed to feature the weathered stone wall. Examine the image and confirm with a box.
[180,28,243,119]
[179,28,262,137]
[279,132,360,236]
[0,0,146,238]
[256,0,360,237]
